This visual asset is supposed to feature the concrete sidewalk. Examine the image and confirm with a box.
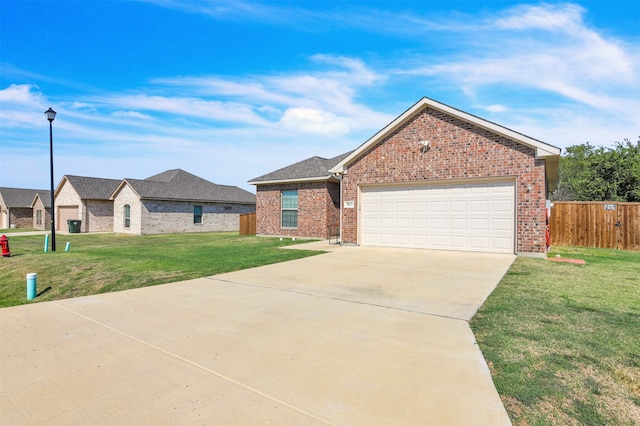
[0,246,514,425]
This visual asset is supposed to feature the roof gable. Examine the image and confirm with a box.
[57,175,121,200]
[249,151,352,185]
[330,97,561,174]
[0,187,50,208]
[113,169,255,204]
[31,192,52,209]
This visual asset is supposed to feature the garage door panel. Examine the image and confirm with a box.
[492,218,512,231]
[361,180,515,253]
[430,201,447,213]
[431,218,447,230]
[430,235,448,248]
[450,200,467,212]
[493,237,513,250]
[450,218,468,230]
[413,218,428,229]
[492,200,511,212]
[471,236,489,249]
[471,218,489,230]
[470,200,489,212]
[379,218,393,229]
[450,235,469,249]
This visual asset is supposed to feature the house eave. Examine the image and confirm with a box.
[139,196,255,205]
[249,176,338,186]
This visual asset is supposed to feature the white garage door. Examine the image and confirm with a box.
[361,180,515,253]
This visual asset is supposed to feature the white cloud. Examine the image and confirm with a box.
[111,110,154,120]
[0,84,43,104]
[484,104,507,113]
[494,3,586,32]
[280,107,350,135]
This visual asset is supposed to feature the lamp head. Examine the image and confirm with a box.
[45,108,57,122]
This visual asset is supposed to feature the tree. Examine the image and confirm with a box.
[552,138,640,202]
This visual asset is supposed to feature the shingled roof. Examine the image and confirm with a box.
[58,175,122,200]
[0,187,50,208]
[116,169,255,204]
[249,151,353,185]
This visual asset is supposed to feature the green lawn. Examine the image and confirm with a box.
[0,227,38,233]
[0,232,322,308]
[471,246,640,425]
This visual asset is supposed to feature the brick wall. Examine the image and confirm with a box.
[84,200,114,232]
[32,197,51,230]
[140,200,255,235]
[113,184,142,234]
[9,208,32,228]
[341,107,547,254]
[114,184,255,235]
[256,181,340,239]
[55,180,82,230]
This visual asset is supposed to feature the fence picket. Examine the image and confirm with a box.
[239,212,256,236]
[550,202,640,251]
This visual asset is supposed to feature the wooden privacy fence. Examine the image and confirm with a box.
[549,202,640,251]
[239,212,256,236]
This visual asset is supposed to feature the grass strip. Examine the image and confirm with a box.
[471,246,640,425]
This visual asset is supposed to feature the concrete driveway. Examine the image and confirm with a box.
[0,243,514,425]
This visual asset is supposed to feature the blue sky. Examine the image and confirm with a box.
[1,0,638,192]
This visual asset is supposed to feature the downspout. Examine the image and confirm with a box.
[339,174,343,244]
[334,171,343,244]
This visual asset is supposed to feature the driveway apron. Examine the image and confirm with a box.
[1,244,514,425]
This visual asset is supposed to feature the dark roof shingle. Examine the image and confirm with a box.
[0,187,51,208]
[249,151,352,184]
[125,169,255,204]
[63,176,121,200]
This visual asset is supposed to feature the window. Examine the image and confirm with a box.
[281,190,298,228]
[194,206,203,224]
[124,205,130,228]
[36,210,42,226]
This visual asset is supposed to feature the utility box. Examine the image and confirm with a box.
[67,220,82,233]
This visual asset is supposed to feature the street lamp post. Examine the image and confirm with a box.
[45,108,57,252]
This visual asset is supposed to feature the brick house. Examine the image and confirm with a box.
[54,175,121,233]
[0,187,50,229]
[250,97,561,256]
[111,169,256,235]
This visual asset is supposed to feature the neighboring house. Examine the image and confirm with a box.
[31,192,52,230]
[54,175,121,233]
[250,97,561,256]
[0,187,50,229]
[111,169,256,235]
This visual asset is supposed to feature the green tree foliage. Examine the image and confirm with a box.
[552,138,640,202]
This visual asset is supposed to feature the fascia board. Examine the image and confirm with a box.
[53,176,69,198]
[249,176,335,186]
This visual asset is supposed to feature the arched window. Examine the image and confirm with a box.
[124,204,130,228]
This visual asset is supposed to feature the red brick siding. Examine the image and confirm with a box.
[341,107,547,254]
[256,181,340,239]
